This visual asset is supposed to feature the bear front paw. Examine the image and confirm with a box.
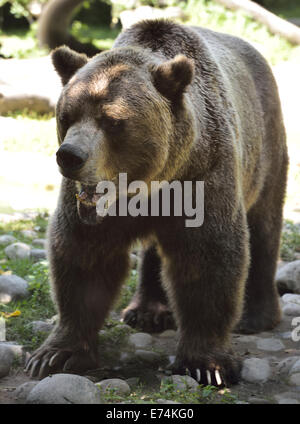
[24,344,98,379]
[169,352,241,387]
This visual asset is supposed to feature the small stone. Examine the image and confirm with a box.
[276,260,300,294]
[26,374,102,404]
[248,397,273,404]
[30,249,47,261]
[282,304,300,316]
[135,349,161,363]
[277,356,300,375]
[96,378,131,396]
[0,342,23,359]
[162,375,199,393]
[125,377,140,388]
[159,329,177,338]
[290,359,300,375]
[30,321,54,334]
[274,392,300,403]
[5,242,31,260]
[20,230,38,239]
[256,338,285,352]
[235,335,259,343]
[0,345,15,378]
[0,235,16,245]
[156,399,181,404]
[15,382,38,403]
[32,239,47,248]
[278,398,300,404]
[0,274,28,303]
[241,358,271,383]
[282,294,300,305]
[280,331,292,339]
[288,373,300,386]
[114,324,132,333]
[129,332,153,349]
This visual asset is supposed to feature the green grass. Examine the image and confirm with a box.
[101,378,238,404]
[181,0,300,65]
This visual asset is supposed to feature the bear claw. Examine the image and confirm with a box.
[24,346,98,379]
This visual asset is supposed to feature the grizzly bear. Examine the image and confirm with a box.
[25,20,288,386]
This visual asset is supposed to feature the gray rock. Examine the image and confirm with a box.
[276,260,300,294]
[0,274,28,303]
[274,391,300,403]
[125,377,140,388]
[5,242,31,260]
[32,238,47,248]
[114,324,132,334]
[96,378,131,396]
[278,398,300,404]
[282,293,300,305]
[20,230,38,239]
[129,332,153,349]
[282,303,300,316]
[279,331,292,339]
[162,375,199,393]
[30,249,46,261]
[0,345,15,378]
[15,382,38,403]
[0,235,16,245]
[288,373,300,386]
[241,358,271,383]
[159,329,177,338]
[248,397,273,404]
[26,374,102,404]
[235,335,259,343]
[0,342,23,359]
[277,356,300,375]
[30,321,54,334]
[256,337,285,352]
[135,349,161,363]
[290,359,300,375]
[156,398,181,404]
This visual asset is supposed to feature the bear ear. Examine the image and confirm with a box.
[52,46,88,86]
[151,55,194,102]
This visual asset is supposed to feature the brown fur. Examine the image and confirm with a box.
[26,20,288,386]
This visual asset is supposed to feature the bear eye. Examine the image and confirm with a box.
[99,116,124,133]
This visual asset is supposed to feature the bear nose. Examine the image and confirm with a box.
[56,143,88,171]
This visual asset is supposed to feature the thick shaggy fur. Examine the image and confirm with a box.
[26,20,288,386]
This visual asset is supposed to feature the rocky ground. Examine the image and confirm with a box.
[0,217,300,404]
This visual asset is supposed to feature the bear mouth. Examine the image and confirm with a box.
[75,183,103,226]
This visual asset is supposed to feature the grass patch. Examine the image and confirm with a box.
[0,213,55,351]
[281,220,300,261]
[101,378,238,404]
[181,0,300,65]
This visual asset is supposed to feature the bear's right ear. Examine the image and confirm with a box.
[52,46,88,86]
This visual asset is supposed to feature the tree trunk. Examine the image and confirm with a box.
[37,0,101,56]
[214,0,300,45]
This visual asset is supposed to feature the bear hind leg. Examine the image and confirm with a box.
[235,169,287,334]
[122,245,176,333]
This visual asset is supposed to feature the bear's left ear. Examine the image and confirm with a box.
[52,46,88,86]
[151,55,194,102]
